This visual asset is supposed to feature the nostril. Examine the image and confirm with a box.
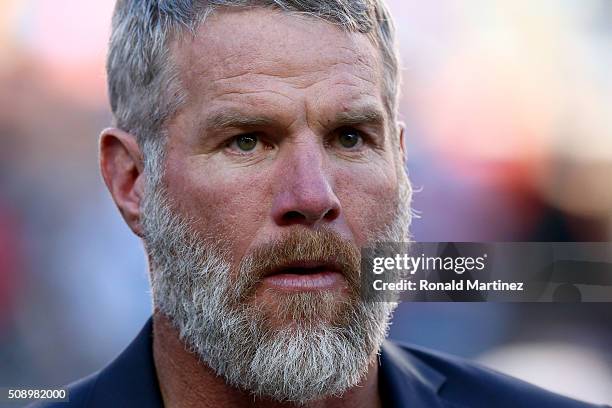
[323,207,339,221]
[282,211,306,223]
[280,207,339,225]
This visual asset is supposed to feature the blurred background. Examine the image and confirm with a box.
[0,0,611,406]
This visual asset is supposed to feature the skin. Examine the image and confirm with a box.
[100,8,406,408]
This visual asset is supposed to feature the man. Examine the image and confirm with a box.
[34,1,605,407]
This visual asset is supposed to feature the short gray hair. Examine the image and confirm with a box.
[107,0,400,151]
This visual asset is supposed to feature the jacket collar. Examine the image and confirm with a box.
[379,341,448,408]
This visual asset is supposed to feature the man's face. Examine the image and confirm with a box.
[162,8,403,318]
[139,8,410,403]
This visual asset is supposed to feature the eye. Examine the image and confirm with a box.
[230,134,258,152]
[336,128,364,149]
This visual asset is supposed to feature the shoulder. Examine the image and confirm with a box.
[389,340,607,408]
[26,318,163,408]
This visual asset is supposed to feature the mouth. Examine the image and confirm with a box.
[261,260,347,292]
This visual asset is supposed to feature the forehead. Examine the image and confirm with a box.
[171,7,384,115]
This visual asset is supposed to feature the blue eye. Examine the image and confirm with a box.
[337,128,363,148]
[234,134,258,151]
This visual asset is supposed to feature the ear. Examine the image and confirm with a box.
[99,128,146,237]
[397,121,407,164]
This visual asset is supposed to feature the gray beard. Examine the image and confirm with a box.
[140,164,412,404]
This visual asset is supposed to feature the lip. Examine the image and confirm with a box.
[261,261,346,291]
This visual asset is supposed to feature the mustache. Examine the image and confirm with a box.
[234,228,362,298]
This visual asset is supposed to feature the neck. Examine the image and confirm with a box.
[152,313,382,408]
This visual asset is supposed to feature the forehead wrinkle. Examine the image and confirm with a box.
[174,12,382,91]
[210,87,298,106]
[210,71,322,93]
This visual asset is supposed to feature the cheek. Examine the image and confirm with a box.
[164,155,272,258]
[333,160,398,244]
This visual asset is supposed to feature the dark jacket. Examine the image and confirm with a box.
[31,318,607,408]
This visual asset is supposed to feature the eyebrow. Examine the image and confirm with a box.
[202,105,387,134]
[204,111,275,131]
[332,106,386,128]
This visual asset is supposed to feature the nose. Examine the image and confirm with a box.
[271,142,341,227]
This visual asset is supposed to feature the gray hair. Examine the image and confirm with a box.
[107,0,400,153]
